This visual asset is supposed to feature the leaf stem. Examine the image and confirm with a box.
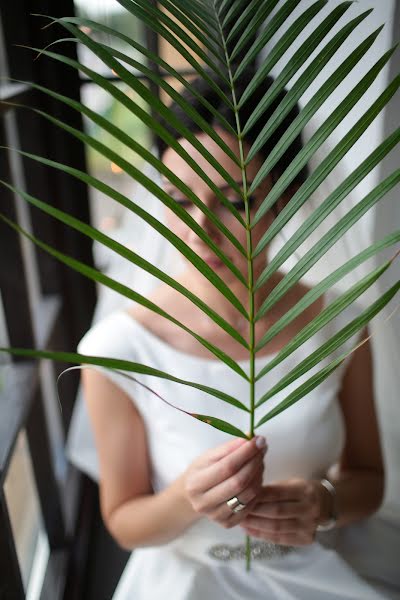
[211,0,255,571]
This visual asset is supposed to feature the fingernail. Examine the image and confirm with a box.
[255,435,266,449]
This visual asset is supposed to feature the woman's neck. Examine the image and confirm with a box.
[178,267,284,321]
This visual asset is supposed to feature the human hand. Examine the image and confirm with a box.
[182,436,267,529]
[239,478,330,546]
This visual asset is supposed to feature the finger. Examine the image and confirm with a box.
[242,516,300,534]
[242,527,316,547]
[202,437,247,466]
[206,453,265,507]
[248,500,311,519]
[210,489,261,529]
[259,479,308,503]
[206,459,265,520]
[194,436,267,492]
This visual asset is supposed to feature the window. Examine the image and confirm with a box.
[0,1,95,597]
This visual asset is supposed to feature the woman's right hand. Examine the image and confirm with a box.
[181,436,267,529]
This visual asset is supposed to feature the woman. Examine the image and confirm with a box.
[78,75,385,599]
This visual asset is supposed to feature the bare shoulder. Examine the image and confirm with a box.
[338,327,373,411]
[126,284,185,332]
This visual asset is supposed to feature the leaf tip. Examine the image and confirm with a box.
[390,247,400,264]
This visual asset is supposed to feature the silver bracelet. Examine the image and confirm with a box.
[316,478,337,532]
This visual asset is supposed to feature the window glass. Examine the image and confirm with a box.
[4,430,49,594]
[74,0,147,76]
[80,80,151,232]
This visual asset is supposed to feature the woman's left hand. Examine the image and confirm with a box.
[239,478,329,546]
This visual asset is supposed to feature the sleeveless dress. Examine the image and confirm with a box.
[76,288,388,600]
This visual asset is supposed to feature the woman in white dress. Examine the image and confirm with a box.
[78,75,386,599]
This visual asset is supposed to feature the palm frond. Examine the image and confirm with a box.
[2,0,400,573]
[1,144,248,317]
[0,211,250,379]
[255,169,400,316]
[255,230,400,351]
[255,127,400,290]
[239,1,347,107]
[1,0,399,501]
[256,281,400,418]
[250,51,399,214]
[0,346,249,413]
[255,260,395,382]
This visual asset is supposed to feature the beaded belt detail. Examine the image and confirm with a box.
[207,541,293,561]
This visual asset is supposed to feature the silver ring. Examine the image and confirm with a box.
[226,496,247,513]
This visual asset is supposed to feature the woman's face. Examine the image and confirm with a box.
[162,127,276,284]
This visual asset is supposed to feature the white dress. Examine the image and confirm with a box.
[77,288,390,600]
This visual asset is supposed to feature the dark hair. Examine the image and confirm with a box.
[158,72,308,190]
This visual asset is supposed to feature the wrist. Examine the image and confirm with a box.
[316,478,337,531]
[171,475,203,527]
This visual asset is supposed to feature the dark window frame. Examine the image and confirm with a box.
[0,1,96,597]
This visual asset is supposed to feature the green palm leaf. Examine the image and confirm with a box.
[255,260,395,382]
[0,346,249,412]
[1,1,398,443]
[255,128,400,295]
[43,14,236,134]
[190,415,248,438]
[1,0,398,442]
[1,145,249,316]
[255,170,400,319]
[6,76,246,259]
[0,211,250,380]
[239,1,348,109]
[256,282,400,419]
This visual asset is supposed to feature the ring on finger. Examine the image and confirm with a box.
[226,496,247,513]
